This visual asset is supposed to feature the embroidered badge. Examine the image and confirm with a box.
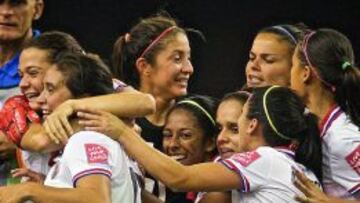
[345,145,360,175]
[232,151,261,167]
[85,144,109,164]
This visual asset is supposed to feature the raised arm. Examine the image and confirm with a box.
[77,109,241,192]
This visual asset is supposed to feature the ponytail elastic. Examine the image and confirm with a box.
[342,61,352,71]
[177,100,216,126]
[263,86,291,140]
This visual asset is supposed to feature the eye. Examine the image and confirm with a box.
[216,124,223,132]
[249,53,255,61]
[173,54,182,64]
[162,130,172,139]
[229,124,239,134]
[179,131,192,140]
[263,56,276,64]
[9,0,26,6]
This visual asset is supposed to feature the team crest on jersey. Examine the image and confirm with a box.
[232,151,261,167]
[345,145,360,175]
[85,144,109,164]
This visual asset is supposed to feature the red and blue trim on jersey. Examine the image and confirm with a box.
[72,168,112,187]
[219,159,251,192]
[319,106,342,139]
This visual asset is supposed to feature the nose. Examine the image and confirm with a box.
[165,135,180,152]
[19,76,30,90]
[182,60,194,75]
[36,89,46,106]
[216,129,229,146]
[0,3,15,16]
[247,58,261,72]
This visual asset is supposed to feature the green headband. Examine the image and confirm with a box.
[177,100,216,126]
[342,61,352,71]
[263,86,291,140]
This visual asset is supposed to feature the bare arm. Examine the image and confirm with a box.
[198,192,231,203]
[44,91,155,144]
[20,122,62,153]
[77,109,241,192]
[0,175,110,203]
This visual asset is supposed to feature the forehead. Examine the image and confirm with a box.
[44,66,64,84]
[252,33,291,54]
[19,48,50,71]
[218,99,244,115]
[162,32,190,53]
[166,108,200,126]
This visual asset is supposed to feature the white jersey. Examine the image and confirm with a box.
[219,146,319,203]
[195,155,241,203]
[19,150,50,179]
[320,106,360,199]
[44,131,141,203]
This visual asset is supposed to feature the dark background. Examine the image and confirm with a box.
[36,0,360,98]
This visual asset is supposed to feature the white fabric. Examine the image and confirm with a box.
[220,146,319,203]
[20,150,50,181]
[44,131,141,203]
[321,107,360,199]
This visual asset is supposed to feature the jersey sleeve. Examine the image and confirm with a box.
[0,95,41,146]
[331,134,360,195]
[61,131,118,186]
[218,150,271,192]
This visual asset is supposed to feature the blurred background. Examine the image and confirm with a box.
[37,0,360,98]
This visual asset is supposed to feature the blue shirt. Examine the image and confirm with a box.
[0,30,41,89]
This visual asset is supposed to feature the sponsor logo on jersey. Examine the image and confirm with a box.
[232,151,261,167]
[346,145,360,175]
[85,144,109,164]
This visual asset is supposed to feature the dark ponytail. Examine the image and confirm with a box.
[295,112,322,182]
[298,28,360,128]
[247,86,322,181]
[336,66,360,127]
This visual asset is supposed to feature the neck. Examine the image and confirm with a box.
[306,84,336,121]
[139,85,176,126]
[0,29,33,67]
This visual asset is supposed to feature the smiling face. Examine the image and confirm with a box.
[0,0,43,42]
[216,99,245,159]
[142,32,193,99]
[19,47,51,110]
[162,108,211,165]
[245,33,293,88]
[37,66,73,118]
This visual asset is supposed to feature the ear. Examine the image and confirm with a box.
[205,136,216,153]
[135,57,151,76]
[246,118,259,136]
[33,0,44,20]
[302,65,312,84]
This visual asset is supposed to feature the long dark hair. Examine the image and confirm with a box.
[298,28,360,128]
[112,14,185,88]
[53,52,114,98]
[247,86,322,181]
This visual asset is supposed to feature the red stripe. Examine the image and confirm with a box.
[349,183,360,194]
[220,160,250,192]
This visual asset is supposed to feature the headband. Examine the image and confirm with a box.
[301,31,336,92]
[263,86,291,140]
[272,25,297,44]
[177,100,216,126]
[139,26,177,58]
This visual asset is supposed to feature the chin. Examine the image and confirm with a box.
[29,101,41,111]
